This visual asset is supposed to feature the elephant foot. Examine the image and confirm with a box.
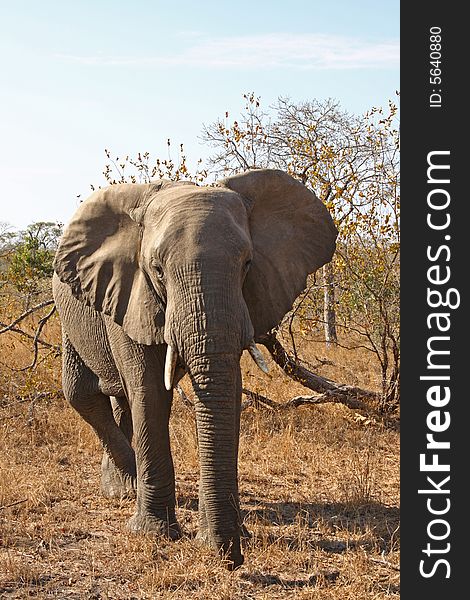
[101,453,136,499]
[127,512,182,541]
[195,529,244,570]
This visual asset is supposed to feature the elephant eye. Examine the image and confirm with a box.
[244,259,252,271]
[151,259,164,280]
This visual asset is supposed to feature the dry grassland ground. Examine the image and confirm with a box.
[0,312,399,599]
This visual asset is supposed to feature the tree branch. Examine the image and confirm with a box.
[0,320,60,352]
[258,332,380,404]
[19,305,57,370]
[241,387,368,411]
[0,299,55,334]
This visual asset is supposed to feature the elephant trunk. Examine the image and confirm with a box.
[165,265,251,568]
[188,351,243,569]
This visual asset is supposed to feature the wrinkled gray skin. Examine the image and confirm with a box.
[52,169,337,569]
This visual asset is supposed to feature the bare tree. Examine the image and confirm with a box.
[202,93,400,407]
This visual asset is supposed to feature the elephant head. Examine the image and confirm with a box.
[54,169,337,567]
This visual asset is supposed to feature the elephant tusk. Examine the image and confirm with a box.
[164,344,178,390]
[248,341,269,374]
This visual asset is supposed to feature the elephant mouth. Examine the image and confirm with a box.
[163,340,268,390]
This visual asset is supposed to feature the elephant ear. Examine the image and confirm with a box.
[220,169,338,339]
[54,182,167,345]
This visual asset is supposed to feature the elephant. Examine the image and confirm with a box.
[52,168,337,569]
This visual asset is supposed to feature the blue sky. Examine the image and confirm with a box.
[0,1,399,229]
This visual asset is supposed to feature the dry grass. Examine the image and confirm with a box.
[0,309,399,599]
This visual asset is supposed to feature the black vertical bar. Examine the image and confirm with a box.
[401,3,466,597]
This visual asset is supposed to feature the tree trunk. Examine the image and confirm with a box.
[323,262,337,348]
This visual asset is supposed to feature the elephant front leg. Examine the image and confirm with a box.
[101,396,136,499]
[127,389,181,540]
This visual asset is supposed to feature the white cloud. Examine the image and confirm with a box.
[57,33,399,70]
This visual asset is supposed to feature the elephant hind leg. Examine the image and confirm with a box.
[62,334,136,497]
[101,396,136,498]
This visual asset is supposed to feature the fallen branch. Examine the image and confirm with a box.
[241,388,367,411]
[259,333,341,392]
[176,384,369,414]
[0,499,28,511]
[258,332,380,408]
